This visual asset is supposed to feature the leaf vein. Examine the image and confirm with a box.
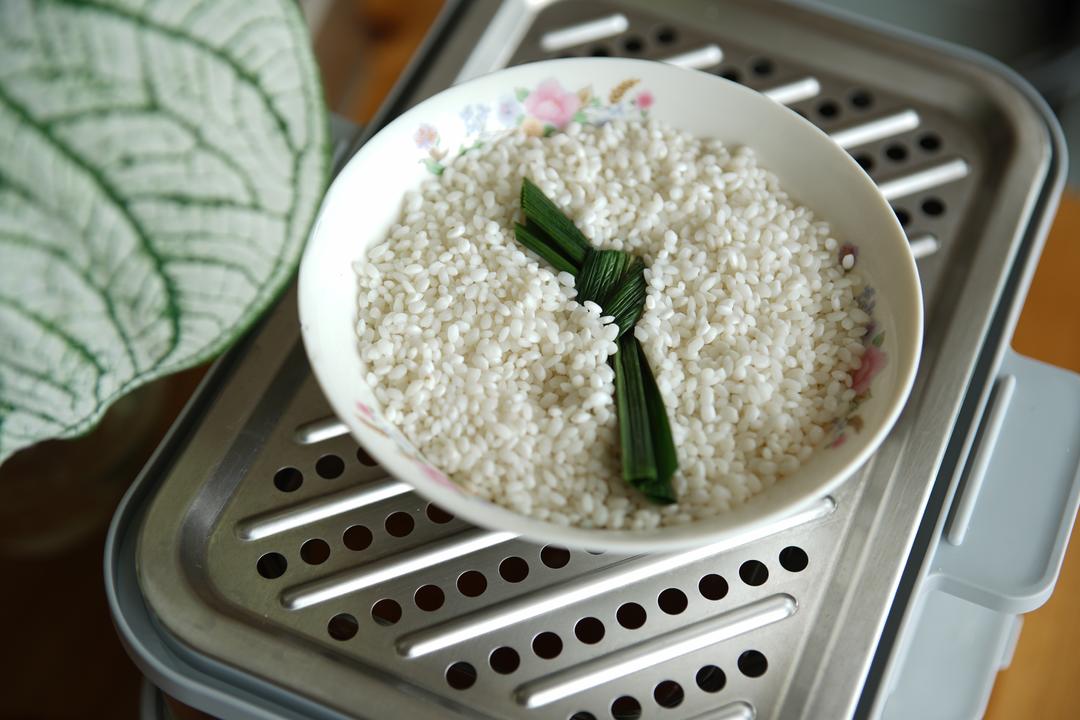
[0,356,80,403]
[0,83,181,371]
[0,230,139,378]
[0,294,106,376]
[53,0,300,155]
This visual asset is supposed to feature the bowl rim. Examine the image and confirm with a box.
[298,56,924,552]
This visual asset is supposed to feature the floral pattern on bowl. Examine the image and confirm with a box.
[826,249,888,449]
[355,400,459,493]
[414,77,655,175]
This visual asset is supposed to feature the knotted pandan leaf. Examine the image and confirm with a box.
[0,0,329,464]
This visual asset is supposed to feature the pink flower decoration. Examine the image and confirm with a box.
[523,79,581,128]
[414,124,438,149]
[414,459,457,491]
[356,400,375,420]
[355,416,389,439]
[851,344,887,396]
[634,90,654,109]
[829,433,848,449]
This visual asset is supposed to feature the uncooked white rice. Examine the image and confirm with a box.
[355,118,869,529]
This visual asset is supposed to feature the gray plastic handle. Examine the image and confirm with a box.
[882,349,1080,719]
[934,350,1080,615]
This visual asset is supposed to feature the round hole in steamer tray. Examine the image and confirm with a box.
[426,503,454,524]
[610,695,642,720]
[623,36,644,53]
[849,89,874,109]
[616,602,647,629]
[489,646,521,674]
[445,661,477,690]
[698,573,729,600]
[385,511,415,537]
[455,569,487,597]
[326,613,358,641]
[739,560,769,586]
[541,545,571,569]
[854,153,875,172]
[256,552,287,579]
[918,132,942,152]
[574,616,606,644]
[750,57,774,76]
[921,197,946,217]
[738,649,769,677]
[695,665,727,692]
[570,713,597,720]
[343,524,373,551]
[817,99,840,119]
[718,67,742,83]
[457,570,488,597]
[499,556,530,583]
[273,467,303,492]
[894,206,911,228]
[414,584,445,611]
[355,446,377,465]
[300,538,331,565]
[658,588,688,615]
[371,598,402,625]
[532,631,563,659]
[779,546,809,572]
[315,453,345,479]
[655,26,677,45]
[590,45,611,57]
[653,680,685,708]
[885,142,908,161]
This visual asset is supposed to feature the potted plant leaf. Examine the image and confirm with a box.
[0,0,330,552]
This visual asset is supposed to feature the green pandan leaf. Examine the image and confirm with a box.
[0,0,329,465]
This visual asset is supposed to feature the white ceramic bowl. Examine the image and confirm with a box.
[299,58,922,552]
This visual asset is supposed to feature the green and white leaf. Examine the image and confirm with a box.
[0,0,329,464]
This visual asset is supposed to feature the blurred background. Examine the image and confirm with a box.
[0,0,1076,718]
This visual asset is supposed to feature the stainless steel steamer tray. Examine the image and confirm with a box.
[117,1,1065,718]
